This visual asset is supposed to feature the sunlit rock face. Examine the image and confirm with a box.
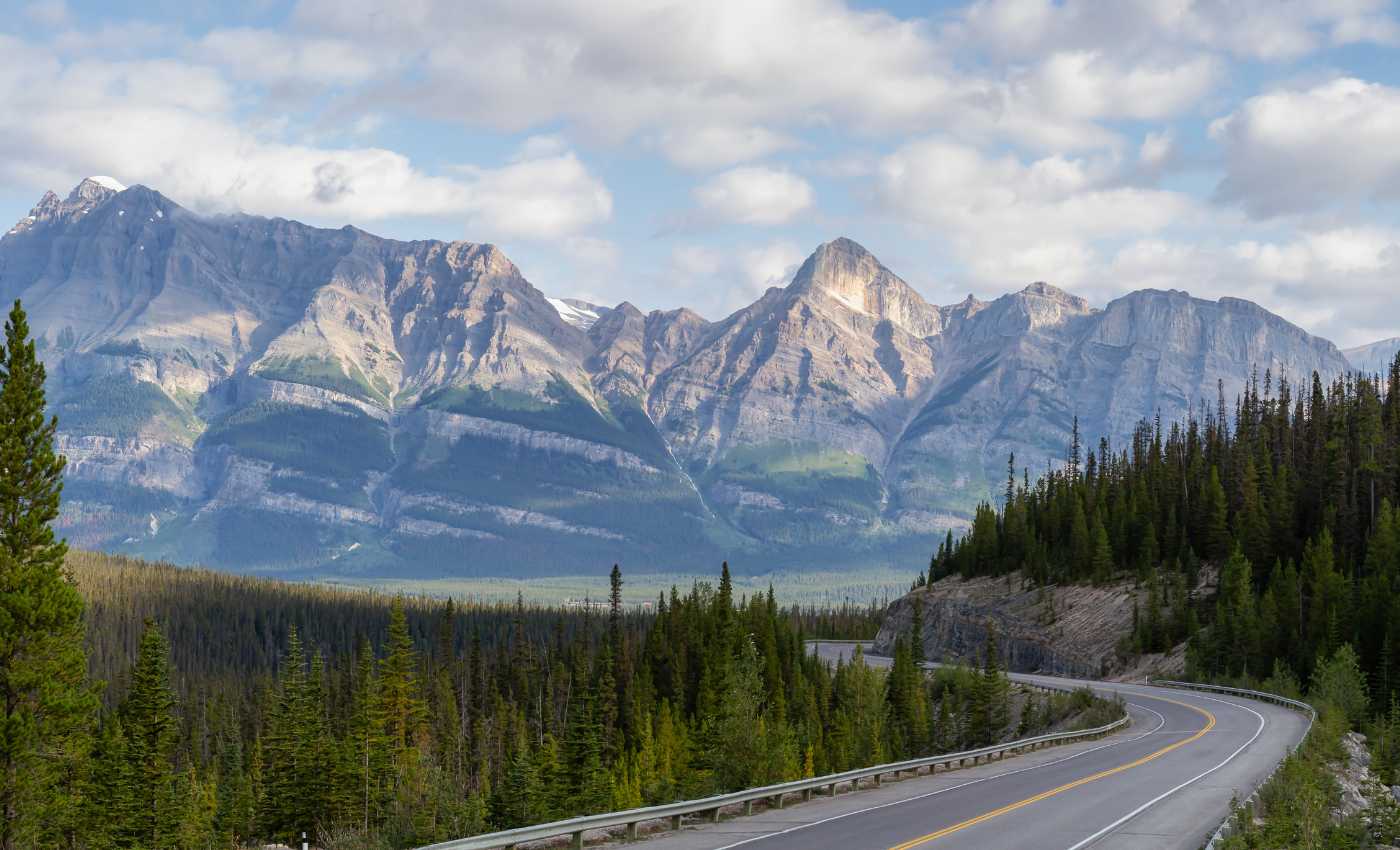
[0,184,1350,576]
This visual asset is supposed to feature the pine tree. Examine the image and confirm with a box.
[0,300,97,850]
[1201,467,1232,563]
[119,620,180,849]
[1090,516,1114,585]
[381,598,426,758]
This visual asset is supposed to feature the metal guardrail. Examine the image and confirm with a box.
[1150,680,1316,850]
[418,683,1129,850]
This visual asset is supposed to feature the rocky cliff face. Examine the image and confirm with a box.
[0,181,1354,576]
[1346,338,1400,374]
[873,571,1200,678]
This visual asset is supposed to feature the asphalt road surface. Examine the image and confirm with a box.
[632,642,1308,850]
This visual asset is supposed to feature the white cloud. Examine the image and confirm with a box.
[0,40,611,241]
[296,0,958,139]
[278,0,1235,156]
[740,241,804,293]
[665,239,804,317]
[693,167,814,227]
[1211,77,1400,217]
[1017,51,1220,121]
[199,28,381,88]
[658,125,799,169]
[954,0,1399,61]
[873,138,1196,285]
[453,150,613,240]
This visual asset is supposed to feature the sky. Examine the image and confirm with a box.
[2,0,1399,348]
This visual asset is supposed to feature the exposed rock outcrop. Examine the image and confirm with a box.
[873,571,1200,678]
[0,180,1354,575]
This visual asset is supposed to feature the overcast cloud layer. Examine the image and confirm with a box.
[2,0,1399,347]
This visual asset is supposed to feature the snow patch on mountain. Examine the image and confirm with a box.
[548,297,605,330]
[87,176,126,192]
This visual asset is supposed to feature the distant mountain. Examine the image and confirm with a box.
[0,181,1352,577]
[1346,338,1400,374]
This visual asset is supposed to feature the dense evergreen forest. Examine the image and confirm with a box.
[933,355,1400,687]
[0,298,1115,850]
[65,549,1112,850]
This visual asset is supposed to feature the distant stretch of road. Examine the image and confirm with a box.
[634,643,1308,850]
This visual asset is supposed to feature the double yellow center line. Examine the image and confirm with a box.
[888,695,1216,849]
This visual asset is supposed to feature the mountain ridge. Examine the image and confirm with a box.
[0,180,1354,577]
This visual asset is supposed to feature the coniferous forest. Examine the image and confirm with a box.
[934,355,1400,786]
[0,299,1112,850]
[58,551,1107,850]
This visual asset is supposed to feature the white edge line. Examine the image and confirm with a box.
[708,703,1167,850]
[1060,690,1269,850]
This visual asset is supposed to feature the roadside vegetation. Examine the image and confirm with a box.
[935,353,1400,846]
[0,297,1120,850]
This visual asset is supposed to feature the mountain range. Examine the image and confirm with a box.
[0,179,1371,577]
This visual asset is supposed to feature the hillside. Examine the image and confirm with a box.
[1,180,1351,577]
[873,570,1202,680]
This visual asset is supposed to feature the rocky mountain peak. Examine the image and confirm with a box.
[7,178,128,237]
[0,182,1358,576]
[68,176,125,203]
[788,237,945,337]
[1020,281,1088,309]
[1346,337,1400,373]
[993,280,1094,330]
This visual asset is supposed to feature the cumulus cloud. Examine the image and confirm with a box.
[1211,78,1400,217]
[954,0,1399,61]
[692,167,815,227]
[658,125,799,170]
[295,0,956,139]
[274,0,1242,156]
[454,151,613,240]
[0,38,611,241]
[198,27,383,89]
[664,239,804,317]
[873,138,1196,285]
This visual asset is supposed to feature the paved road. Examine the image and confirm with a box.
[632,643,1308,850]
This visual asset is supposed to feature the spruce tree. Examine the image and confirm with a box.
[119,620,180,849]
[0,300,96,850]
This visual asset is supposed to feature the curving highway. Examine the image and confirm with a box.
[632,643,1308,850]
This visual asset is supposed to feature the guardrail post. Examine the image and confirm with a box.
[744,800,754,816]
[828,783,837,796]
[626,822,638,841]
[671,814,682,831]
[772,794,785,809]
[874,773,882,787]
[709,808,721,824]
[802,788,812,802]
[571,830,584,850]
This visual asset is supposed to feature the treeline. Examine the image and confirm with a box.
[934,353,1400,772]
[67,559,1056,850]
[0,294,1100,850]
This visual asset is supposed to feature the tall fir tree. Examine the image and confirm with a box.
[119,620,180,849]
[0,300,96,850]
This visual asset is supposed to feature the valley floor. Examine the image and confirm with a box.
[316,567,915,607]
